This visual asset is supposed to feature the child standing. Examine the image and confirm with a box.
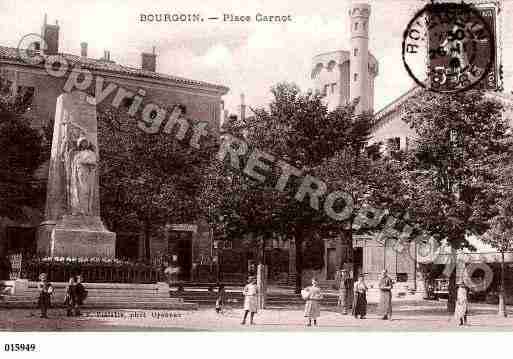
[215,284,226,314]
[64,276,77,317]
[37,273,53,319]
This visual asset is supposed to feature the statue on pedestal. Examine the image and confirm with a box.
[61,132,97,216]
[37,92,115,258]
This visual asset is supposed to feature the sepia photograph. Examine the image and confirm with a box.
[1,0,513,355]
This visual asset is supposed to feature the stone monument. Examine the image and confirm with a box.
[37,91,116,258]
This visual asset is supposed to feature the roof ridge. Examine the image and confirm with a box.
[0,45,229,92]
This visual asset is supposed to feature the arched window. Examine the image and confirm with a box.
[354,73,358,82]
[354,48,358,56]
[354,22,358,30]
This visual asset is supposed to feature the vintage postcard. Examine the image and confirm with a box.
[1,0,513,351]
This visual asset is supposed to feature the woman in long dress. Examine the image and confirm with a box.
[352,274,368,319]
[454,282,469,326]
[302,278,323,327]
[241,276,258,325]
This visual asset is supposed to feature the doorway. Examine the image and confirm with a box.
[353,247,363,278]
[326,248,337,280]
[169,231,193,281]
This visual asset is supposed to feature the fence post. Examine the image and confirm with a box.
[257,264,267,310]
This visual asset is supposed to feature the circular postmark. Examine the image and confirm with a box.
[16,33,46,66]
[402,2,494,93]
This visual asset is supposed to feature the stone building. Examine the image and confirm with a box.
[0,16,228,275]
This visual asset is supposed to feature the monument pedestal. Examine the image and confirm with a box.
[38,215,115,258]
[36,91,116,259]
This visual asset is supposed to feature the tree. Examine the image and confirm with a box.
[479,143,513,316]
[482,205,513,317]
[98,105,216,262]
[396,89,511,312]
[201,83,374,292]
[0,88,46,222]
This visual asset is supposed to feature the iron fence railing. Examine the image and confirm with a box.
[21,257,164,283]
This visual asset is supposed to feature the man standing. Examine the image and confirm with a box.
[379,269,393,320]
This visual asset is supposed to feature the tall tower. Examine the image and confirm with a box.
[311,3,377,112]
[349,3,371,113]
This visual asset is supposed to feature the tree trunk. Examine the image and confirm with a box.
[294,229,304,294]
[447,262,456,313]
[499,251,507,317]
[144,219,151,263]
[342,226,354,275]
[341,226,355,307]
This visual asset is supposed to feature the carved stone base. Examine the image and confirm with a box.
[37,215,116,258]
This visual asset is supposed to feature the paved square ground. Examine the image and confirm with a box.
[1,301,512,331]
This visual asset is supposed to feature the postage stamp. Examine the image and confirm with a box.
[402,2,495,93]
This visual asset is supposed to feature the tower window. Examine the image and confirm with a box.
[354,48,358,56]
[354,22,358,30]
[331,83,337,93]
[323,84,329,96]
[354,73,358,82]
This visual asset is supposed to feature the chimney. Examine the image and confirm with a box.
[41,14,59,55]
[240,93,246,122]
[141,47,157,72]
[80,42,88,57]
[103,50,111,61]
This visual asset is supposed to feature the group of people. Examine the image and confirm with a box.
[214,276,259,325]
[64,274,88,317]
[342,269,470,326]
[352,270,393,320]
[37,272,87,318]
[34,268,469,326]
[235,269,468,327]
[225,271,394,327]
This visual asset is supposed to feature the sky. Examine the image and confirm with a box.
[1,0,513,114]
